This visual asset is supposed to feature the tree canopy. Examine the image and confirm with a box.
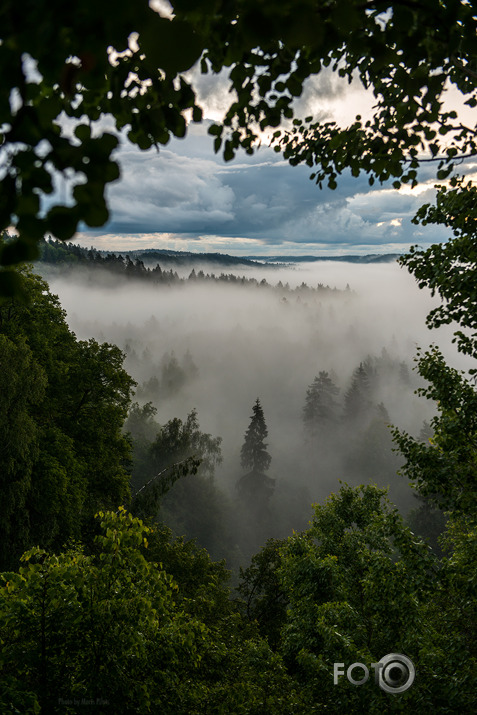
[0,508,308,714]
[2,0,477,295]
[275,484,476,712]
[0,265,135,568]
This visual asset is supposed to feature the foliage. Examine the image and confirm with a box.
[386,171,477,712]
[402,179,477,363]
[144,408,221,481]
[1,4,477,708]
[276,484,476,712]
[0,333,46,564]
[393,178,477,516]
[237,538,288,649]
[127,406,233,561]
[204,0,477,185]
[129,407,221,491]
[406,493,448,557]
[124,401,159,445]
[144,523,232,627]
[392,347,477,515]
[0,267,135,568]
[0,508,310,714]
[0,508,203,714]
[0,1,204,293]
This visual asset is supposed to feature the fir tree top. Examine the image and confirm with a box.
[240,398,271,474]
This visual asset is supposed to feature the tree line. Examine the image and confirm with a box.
[36,236,343,296]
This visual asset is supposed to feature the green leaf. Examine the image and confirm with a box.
[0,269,28,302]
[74,124,92,142]
[140,16,204,76]
[46,206,79,240]
[208,124,222,136]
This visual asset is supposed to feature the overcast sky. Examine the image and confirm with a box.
[73,64,474,257]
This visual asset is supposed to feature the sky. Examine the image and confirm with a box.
[71,56,475,257]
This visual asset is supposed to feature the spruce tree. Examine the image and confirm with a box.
[237,399,274,532]
[240,398,271,474]
[303,371,339,436]
[343,362,373,423]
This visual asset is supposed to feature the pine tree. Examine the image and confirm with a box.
[240,398,272,474]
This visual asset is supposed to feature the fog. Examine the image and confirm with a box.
[39,259,467,565]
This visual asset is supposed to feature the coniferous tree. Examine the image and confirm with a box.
[303,371,339,437]
[342,362,373,423]
[237,399,275,510]
[240,398,272,474]
[237,399,275,556]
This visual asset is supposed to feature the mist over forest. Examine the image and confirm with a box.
[36,253,461,568]
[4,1,477,708]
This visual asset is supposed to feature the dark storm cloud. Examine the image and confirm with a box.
[98,125,350,239]
[80,121,452,252]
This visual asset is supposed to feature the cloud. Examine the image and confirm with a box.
[74,121,451,255]
[37,47,474,257]
[292,69,376,126]
[103,139,235,234]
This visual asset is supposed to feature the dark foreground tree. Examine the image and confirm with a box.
[0,509,308,715]
[0,267,134,569]
[392,179,477,517]
[275,484,476,713]
[237,537,288,649]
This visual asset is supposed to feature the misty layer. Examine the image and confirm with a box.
[41,261,457,563]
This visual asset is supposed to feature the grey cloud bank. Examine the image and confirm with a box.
[78,123,449,255]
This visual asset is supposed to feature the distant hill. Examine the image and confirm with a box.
[125,249,399,265]
[242,254,400,264]
[119,249,273,268]
[36,238,400,268]
[36,239,346,295]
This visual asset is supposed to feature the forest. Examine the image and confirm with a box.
[1,0,477,712]
[36,239,435,557]
[1,237,475,713]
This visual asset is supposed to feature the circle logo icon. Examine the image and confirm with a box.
[378,653,415,693]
